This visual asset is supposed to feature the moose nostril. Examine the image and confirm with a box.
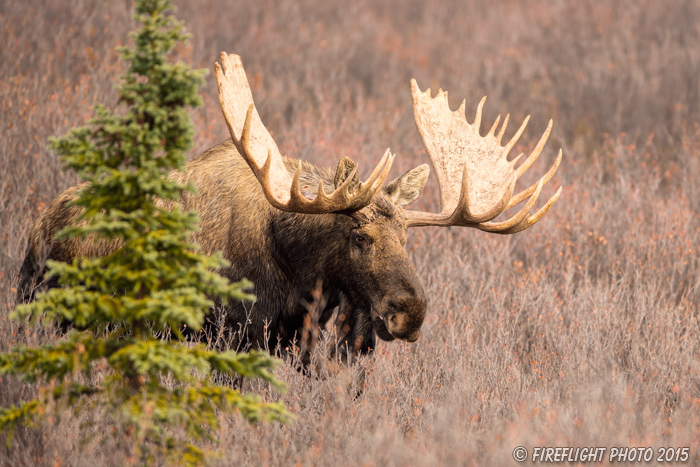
[389,313,397,325]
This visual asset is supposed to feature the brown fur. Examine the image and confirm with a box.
[17,140,429,358]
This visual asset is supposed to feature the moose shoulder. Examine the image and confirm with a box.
[18,52,562,360]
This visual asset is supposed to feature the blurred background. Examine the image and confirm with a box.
[2,0,700,464]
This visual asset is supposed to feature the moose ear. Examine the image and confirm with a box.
[384,164,430,206]
[334,156,360,192]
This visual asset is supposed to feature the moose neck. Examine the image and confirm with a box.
[270,209,347,294]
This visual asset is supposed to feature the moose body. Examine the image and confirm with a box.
[18,52,562,360]
[18,139,429,356]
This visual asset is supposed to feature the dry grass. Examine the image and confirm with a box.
[3,0,700,465]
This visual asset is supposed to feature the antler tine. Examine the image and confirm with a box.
[473,96,486,130]
[449,156,472,219]
[487,115,501,137]
[509,153,524,169]
[496,114,510,145]
[239,103,257,163]
[216,51,396,215]
[288,162,305,206]
[503,115,530,156]
[315,179,330,203]
[362,149,395,190]
[478,178,544,232]
[497,186,562,235]
[506,149,562,210]
[516,119,552,178]
[451,166,517,225]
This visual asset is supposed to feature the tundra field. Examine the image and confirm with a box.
[3,0,700,465]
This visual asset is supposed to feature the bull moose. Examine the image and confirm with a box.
[17,52,562,360]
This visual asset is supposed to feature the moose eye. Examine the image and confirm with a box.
[354,234,366,245]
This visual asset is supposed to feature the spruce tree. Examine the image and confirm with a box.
[0,0,290,463]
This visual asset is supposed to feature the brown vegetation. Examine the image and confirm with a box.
[2,0,700,464]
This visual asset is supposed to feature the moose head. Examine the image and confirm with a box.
[214,52,562,346]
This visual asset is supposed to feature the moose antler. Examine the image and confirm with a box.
[404,80,562,233]
[215,52,395,213]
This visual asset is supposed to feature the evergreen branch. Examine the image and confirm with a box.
[0,332,106,382]
[0,400,41,446]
